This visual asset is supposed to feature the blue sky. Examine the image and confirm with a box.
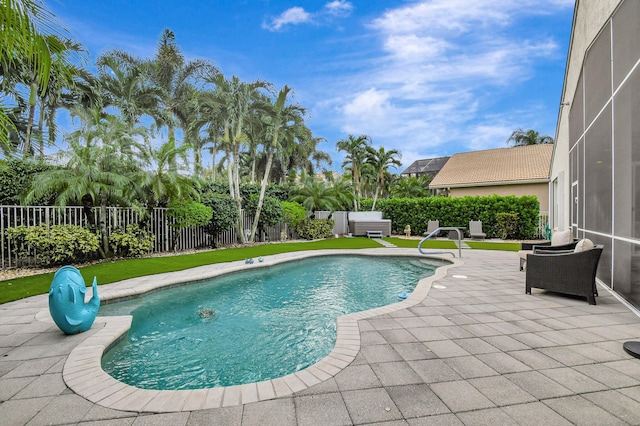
[49,0,575,173]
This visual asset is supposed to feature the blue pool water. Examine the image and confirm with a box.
[100,255,442,390]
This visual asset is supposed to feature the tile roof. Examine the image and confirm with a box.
[429,144,553,188]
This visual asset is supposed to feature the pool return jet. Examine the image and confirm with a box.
[418,227,462,258]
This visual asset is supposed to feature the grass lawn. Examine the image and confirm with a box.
[383,238,520,252]
[0,236,520,305]
[0,238,380,304]
[384,238,458,249]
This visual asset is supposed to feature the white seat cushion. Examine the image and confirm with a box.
[574,238,595,252]
[518,250,531,259]
[551,229,572,246]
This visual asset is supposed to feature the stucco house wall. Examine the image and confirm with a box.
[551,0,640,309]
[549,0,620,233]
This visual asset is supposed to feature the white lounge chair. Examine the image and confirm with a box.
[469,221,486,240]
[424,220,439,236]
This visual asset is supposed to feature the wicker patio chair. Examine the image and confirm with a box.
[525,244,603,305]
[518,229,579,271]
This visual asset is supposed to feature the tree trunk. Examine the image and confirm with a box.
[98,202,109,258]
[210,146,218,181]
[24,82,38,156]
[371,186,380,211]
[231,143,244,244]
[37,98,45,158]
[250,149,274,242]
[225,150,243,244]
[193,145,202,177]
[168,125,177,172]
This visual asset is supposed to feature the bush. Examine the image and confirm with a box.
[281,201,306,228]
[6,225,100,266]
[360,195,539,239]
[199,181,291,201]
[201,193,239,244]
[495,213,519,240]
[296,218,335,240]
[109,224,155,257]
[167,200,212,229]
[0,158,56,205]
[243,195,283,229]
[167,200,213,250]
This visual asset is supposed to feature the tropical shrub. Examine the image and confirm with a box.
[109,224,155,257]
[243,195,283,241]
[201,193,239,246]
[0,159,56,205]
[296,218,335,240]
[281,201,306,228]
[280,201,306,239]
[5,225,100,266]
[167,200,213,229]
[167,200,213,250]
[495,213,519,240]
[241,183,290,202]
[199,181,291,201]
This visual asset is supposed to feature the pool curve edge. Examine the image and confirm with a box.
[55,248,460,413]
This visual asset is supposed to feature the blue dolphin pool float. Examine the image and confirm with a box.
[48,265,100,335]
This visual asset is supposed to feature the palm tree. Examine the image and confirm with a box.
[0,0,78,149]
[133,138,200,218]
[365,146,402,210]
[336,134,371,211]
[249,85,306,242]
[329,176,355,211]
[147,30,215,164]
[277,126,332,183]
[34,58,83,157]
[24,111,145,255]
[96,50,162,128]
[203,72,270,242]
[390,176,431,198]
[20,36,82,156]
[506,129,554,146]
[244,100,269,183]
[189,88,225,179]
[289,174,343,212]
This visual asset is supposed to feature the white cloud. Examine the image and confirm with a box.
[317,0,571,161]
[263,7,311,31]
[324,1,354,17]
[383,35,449,62]
[342,88,391,123]
[263,2,353,31]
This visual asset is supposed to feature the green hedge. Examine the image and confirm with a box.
[360,195,540,239]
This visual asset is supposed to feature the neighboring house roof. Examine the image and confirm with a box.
[400,156,450,176]
[429,144,553,189]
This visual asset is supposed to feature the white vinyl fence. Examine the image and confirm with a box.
[0,205,285,269]
[1,205,549,268]
[536,212,550,239]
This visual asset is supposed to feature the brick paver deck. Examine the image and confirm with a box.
[1,248,639,425]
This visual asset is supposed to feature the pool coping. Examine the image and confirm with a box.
[40,248,461,413]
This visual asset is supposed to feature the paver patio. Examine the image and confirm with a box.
[1,248,639,425]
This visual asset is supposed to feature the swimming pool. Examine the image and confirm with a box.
[100,255,442,390]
